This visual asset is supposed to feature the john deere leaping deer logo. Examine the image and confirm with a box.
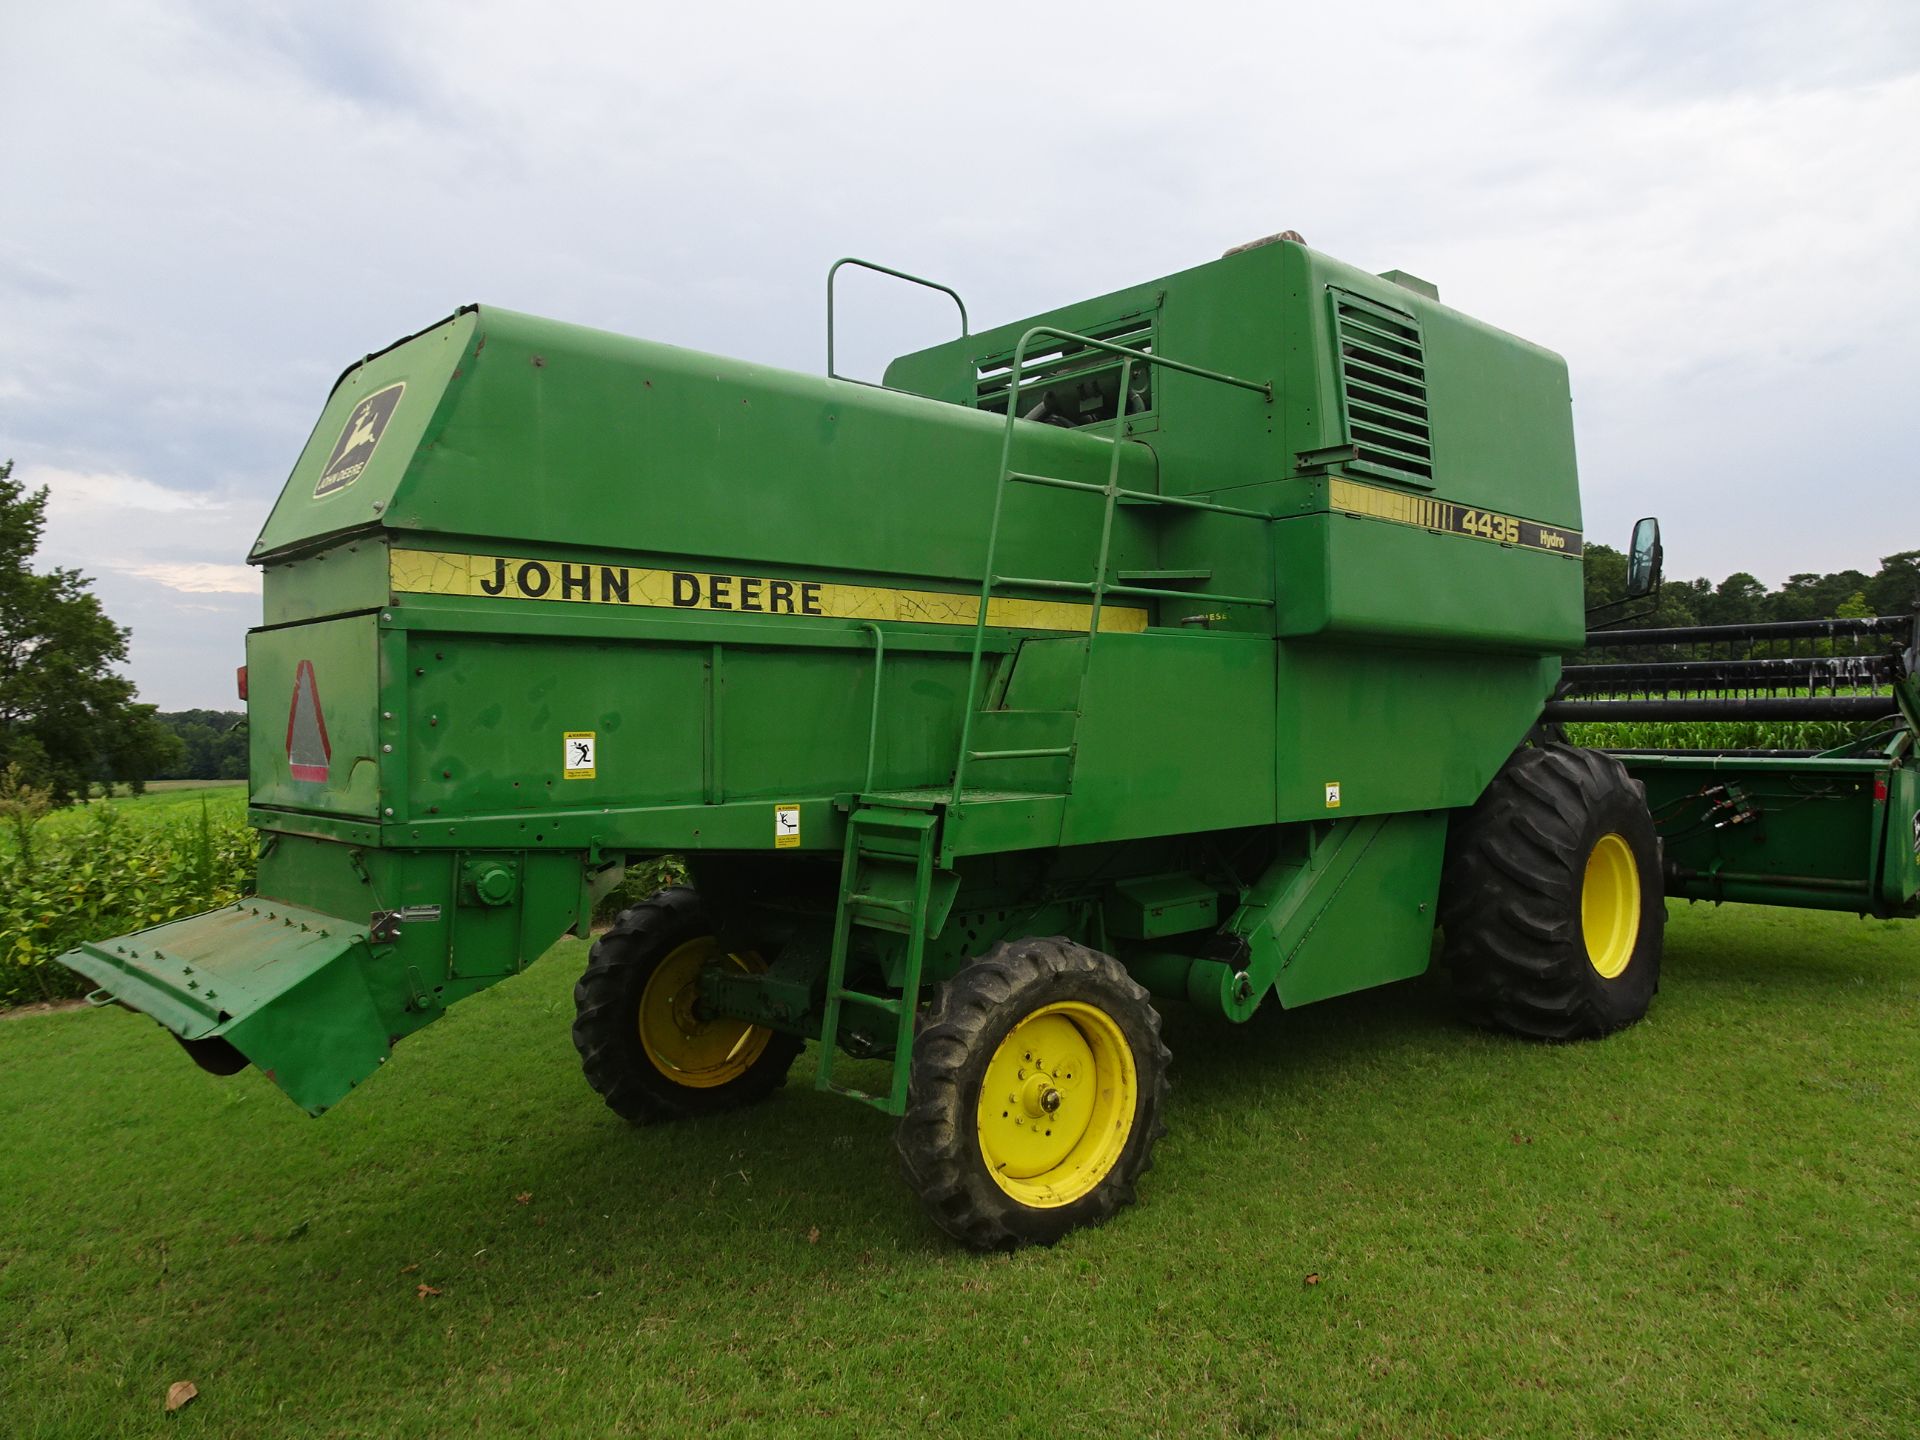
[313,382,405,498]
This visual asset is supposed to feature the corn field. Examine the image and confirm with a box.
[0,781,257,1006]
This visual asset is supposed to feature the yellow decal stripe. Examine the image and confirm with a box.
[1327,479,1582,558]
[388,549,1150,634]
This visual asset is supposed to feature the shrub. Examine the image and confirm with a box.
[0,795,256,1005]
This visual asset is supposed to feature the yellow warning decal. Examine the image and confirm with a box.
[563,731,596,780]
[387,549,1150,634]
[1328,478,1582,558]
[774,804,801,849]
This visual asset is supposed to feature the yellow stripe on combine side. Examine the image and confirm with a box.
[388,548,1150,634]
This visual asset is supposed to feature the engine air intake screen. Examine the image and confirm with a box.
[974,313,1156,431]
[1331,290,1434,484]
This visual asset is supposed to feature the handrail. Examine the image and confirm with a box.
[995,324,1272,405]
[827,258,969,383]
[860,622,886,792]
[946,326,1274,819]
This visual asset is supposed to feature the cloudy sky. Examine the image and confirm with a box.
[3,0,1917,710]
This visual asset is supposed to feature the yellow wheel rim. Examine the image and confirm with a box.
[1582,832,1642,980]
[975,1000,1137,1209]
[637,937,773,1088]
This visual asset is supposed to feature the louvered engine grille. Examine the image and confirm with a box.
[1332,293,1433,482]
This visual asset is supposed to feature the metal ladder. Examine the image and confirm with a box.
[815,804,940,1112]
[948,326,1277,838]
[815,324,1274,1114]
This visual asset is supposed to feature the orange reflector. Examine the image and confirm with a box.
[236,665,248,701]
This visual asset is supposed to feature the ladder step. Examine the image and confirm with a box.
[992,575,1096,594]
[1005,471,1103,495]
[1118,568,1212,582]
[1106,582,1274,606]
[1117,491,1272,521]
[822,1081,895,1111]
[967,746,1073,761]
[844,892,913,914]
[849,807,939,829]
[830,988,903,1014]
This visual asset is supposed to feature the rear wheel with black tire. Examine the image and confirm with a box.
[572,888,802,1123]
[896,936,1171,1250]
[1440,743,1664,1039]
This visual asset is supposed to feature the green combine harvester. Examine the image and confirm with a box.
[61,235,1920,1248]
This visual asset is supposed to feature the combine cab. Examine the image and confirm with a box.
[59,238,1918,1248]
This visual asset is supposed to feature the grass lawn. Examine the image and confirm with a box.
[2,901,1915,1437]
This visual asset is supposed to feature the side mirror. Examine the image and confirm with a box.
[1626,517,1662,599]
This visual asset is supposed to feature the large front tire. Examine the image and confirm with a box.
[896,937,1170,1250]
[572,888,802,1123]
[1441,743,1664,1039]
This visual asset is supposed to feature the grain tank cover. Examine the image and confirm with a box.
[252,310,475,560]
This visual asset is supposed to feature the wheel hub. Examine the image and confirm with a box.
[637,937,773,1088]
[1581,832,1642,980]
[975,1001,1137,1208]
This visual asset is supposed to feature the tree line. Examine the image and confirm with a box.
[1584,544,1920,628]
[152,710,248,781]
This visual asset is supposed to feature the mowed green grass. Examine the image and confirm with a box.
[2,902,1915,1438]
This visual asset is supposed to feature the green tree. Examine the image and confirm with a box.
[1700,572,1766,626]
[154,709,248,780]
[1769,569,1871,622]
[1865,551,1920,616]
[0,460,182,804]
[1582,543,1626,611]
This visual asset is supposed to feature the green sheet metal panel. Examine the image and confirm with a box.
[1622,755,1911,915]
[247,613,381,818]
[402,627,710,819]
[253,311,475,560]
[1273,811,1447,1008]
[261,540,389,626]
[1882,765,1920,911]
[378,309,1160,593]
[1271,497,1585,652]
[1273,643,1557,821]
[1061,632,1277,848]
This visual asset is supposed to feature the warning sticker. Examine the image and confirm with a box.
[285,660,331,782]
[314,382,404,499]
[1324,782,1342,810]
[1911,809,1918,856]
[774,804,801,849]
[563,731,596,779]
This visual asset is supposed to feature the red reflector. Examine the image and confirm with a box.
[1874,778,1888,801]
[236,665,248,702]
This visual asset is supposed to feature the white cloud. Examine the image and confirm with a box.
[14,462,261,708]
[35,467,221,517]
[121,562,260,595]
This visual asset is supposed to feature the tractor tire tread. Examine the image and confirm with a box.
[1440,743,1664,1041]
[572,887,801,1124]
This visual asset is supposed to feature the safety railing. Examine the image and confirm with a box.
[826,258,968,384]
[948,326,1275,808]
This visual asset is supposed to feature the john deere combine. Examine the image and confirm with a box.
[60,236,1920,1248]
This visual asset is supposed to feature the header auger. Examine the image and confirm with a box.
[61,233,1919,1248]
